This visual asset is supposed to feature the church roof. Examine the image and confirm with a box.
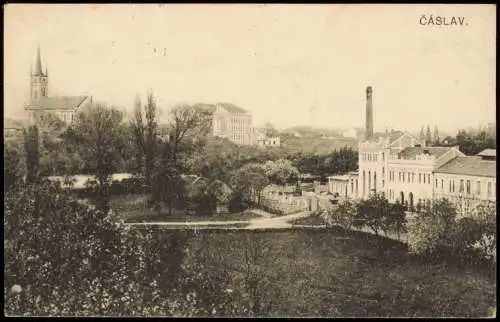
[33,46,46,77]
[436,156,496,178]
[398,146,452,160]
[25,96,89,111]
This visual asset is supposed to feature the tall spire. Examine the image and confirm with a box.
[34,45,43,76]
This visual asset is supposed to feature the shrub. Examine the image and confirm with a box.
[4,180,193,316]
[322,197,356,229]
[470,234,496,262]
[229,191,249,213]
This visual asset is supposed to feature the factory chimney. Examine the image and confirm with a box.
[365,86,374,141]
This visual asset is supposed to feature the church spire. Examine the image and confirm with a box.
[34,45,43,76]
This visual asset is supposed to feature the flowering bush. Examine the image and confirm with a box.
[4,180,192,316]
[470,234,496,262]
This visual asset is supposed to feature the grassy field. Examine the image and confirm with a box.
[109,193,262,222]
[175,228,495,317]
[291,212,326,226]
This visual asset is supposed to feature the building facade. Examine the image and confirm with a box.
[327,86,496,211]
[204,103,253,145]
[24,47,91,125]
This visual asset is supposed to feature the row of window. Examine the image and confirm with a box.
[443,178,493,196]
[362,152,385,162]
[389,171,431,184]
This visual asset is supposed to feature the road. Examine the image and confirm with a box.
[125,210,313,230]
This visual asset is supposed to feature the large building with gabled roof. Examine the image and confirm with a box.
[327,86,496,212]
[24,47,92,125]
[198,102,254,145]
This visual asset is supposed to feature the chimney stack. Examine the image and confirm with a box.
[365,86,374,141]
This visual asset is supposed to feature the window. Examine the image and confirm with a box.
[419,173,421,184]
[435,179,438,188]
[402,172,405,183]
[449,180,452,192]
[441,179,444,189]
[476,180,481,196]
[408,172,411,182]
[423,174,425,184]
[452,180,455,193]
[459,179,464,193]
[466,180,471,194]
[487,182,492,196]
[427,174,431,184]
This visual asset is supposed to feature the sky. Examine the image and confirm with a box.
[4,4,496,133]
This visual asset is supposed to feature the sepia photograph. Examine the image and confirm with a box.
[3,3,496,317]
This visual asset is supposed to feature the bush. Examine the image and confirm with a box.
[229,191,250,213]
[4,180,193,316]
[407,199,496,264]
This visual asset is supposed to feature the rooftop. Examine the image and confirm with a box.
[198,102,248,114]
[4,118,26,130]
[398,146,452,160]
[477,149,496,157]
[25,96,89,111]
[436,156,496,178]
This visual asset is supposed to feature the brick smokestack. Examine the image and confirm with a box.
[365,86,374,141]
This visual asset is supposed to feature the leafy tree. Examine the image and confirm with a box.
[419,126,425,140]
[321,197,357,230]
[4,140,25,192]
[386,201,407,241]
[231,163,269,205]
[425,124,432,145]
[263,159,299,191]
[455,129,495,156]
[407,198,457,255]
[65,103,127,212]
[23,125,40,184]
[4,180,194,316]
[130,92,159,190]
[263,122,279,137]
[354,193,390,236]
[433,125,440,144]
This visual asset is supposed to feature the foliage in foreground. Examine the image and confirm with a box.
[4,181,195,316]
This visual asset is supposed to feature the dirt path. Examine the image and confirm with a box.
[125,210,313,229]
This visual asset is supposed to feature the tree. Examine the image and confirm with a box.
[354,193,390,236]
[386,201,407,241]
[66,103,127,211]
[130,92,159,191]
[4,141,25,192]
[263,122,279,137]
[455,129,495,156]
[23,125,40,184]
[425,124,432,145]
[231,163,269,205]
[407,198,456,255]
[419,126,425,141]
[321,197,357,230]
[4,180,194,316]
[263,159,299,192]
[152,104,212,214]
[433,125,440,144]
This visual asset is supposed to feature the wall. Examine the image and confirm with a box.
[259,191,316,215]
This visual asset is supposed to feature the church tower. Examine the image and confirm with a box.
[30,46,48,101]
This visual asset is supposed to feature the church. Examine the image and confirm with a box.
[24,47,92,125]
